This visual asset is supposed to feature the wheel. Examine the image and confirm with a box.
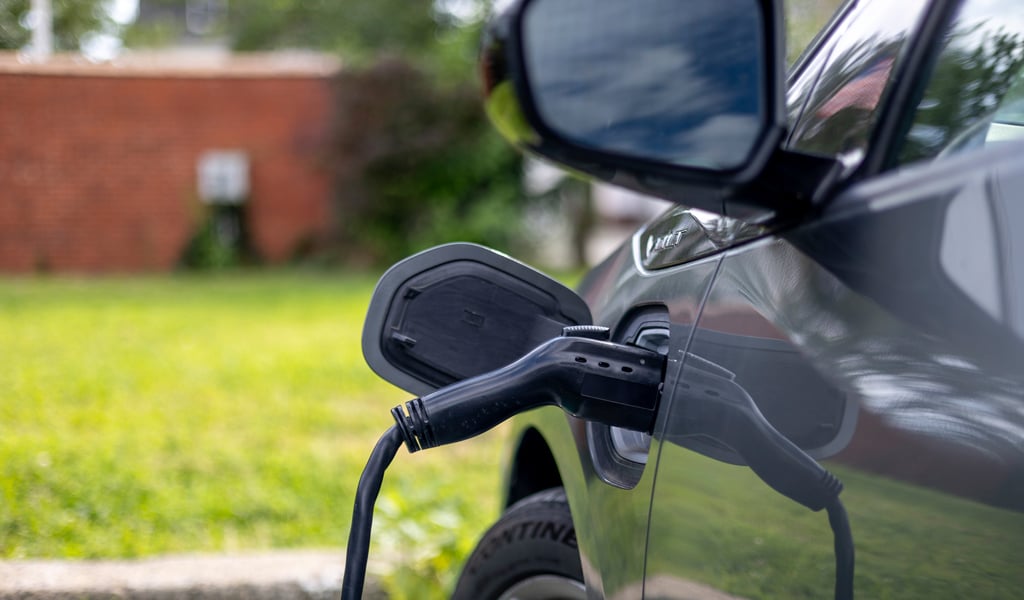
[452,487,585,600]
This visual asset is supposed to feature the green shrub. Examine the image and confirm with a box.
[326,58,526,266]
[180,206,254,270]
[374,477,487,599]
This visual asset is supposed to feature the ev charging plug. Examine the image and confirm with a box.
[391,327,665,453]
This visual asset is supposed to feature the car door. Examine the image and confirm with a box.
[643,0,1024,598]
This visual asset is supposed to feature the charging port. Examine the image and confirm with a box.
[609,327,671,464]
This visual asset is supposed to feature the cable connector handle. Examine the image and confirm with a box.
[391,335,665,453]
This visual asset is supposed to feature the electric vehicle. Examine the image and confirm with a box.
[456,0,1024,598]
[356,0,1024,598]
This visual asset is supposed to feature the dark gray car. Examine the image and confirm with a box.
[450,0,1024,598]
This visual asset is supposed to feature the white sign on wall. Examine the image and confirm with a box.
[197,150,249,204]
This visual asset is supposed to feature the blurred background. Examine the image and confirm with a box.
[0,0,842,597]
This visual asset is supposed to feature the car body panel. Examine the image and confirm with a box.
[647,141,1024,599]
[507,142,1024,600]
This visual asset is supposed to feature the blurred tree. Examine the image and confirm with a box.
[127,1,529,269]
[127,1,574,268]
[231,0,434,57]
[0,0,114,51]
[128,0,484,73]
[328,58,523,266]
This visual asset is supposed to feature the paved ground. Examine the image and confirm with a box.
[0,550,386,599]
[0,551,749,600]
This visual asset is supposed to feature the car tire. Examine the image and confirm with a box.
[452,487,585,600]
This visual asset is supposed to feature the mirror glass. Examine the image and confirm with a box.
[521,0,766,170]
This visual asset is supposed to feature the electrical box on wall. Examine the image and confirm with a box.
[197,150,249,204]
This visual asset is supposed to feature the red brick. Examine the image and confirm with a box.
[0,62,335,272]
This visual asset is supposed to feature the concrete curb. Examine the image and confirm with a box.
[0,550,387,599]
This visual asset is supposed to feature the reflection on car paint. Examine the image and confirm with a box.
[523,0,767,169]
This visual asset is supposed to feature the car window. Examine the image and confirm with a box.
[894,0,1024,166]
[788,0,928,166]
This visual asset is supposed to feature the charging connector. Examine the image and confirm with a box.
[391,329,665,453]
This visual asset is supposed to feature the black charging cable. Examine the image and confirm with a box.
[828,497,855,600]
[340,426,403,600]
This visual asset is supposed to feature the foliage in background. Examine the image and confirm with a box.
[0,0,114,51]
[326,57,525,266]
[128,0,484,71]
[0,275,506,597]
[179,222,237,269]
[179,207,252,270]
[228,0,437,61]
[129,1,526,268]
[374,477,485,600]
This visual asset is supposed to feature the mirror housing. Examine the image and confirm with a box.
[481,0,788,219]
[362,243,593,397]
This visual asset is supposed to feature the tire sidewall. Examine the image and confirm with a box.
[452,488,583,600]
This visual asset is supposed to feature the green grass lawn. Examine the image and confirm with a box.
[0,272,508,598]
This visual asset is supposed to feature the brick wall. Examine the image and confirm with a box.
[0,53,337,272]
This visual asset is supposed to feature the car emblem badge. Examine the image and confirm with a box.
[638,208,718,270]
[646,227,689,258]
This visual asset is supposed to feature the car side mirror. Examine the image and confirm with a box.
[361,243,593,397]
[481,0,787,217]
